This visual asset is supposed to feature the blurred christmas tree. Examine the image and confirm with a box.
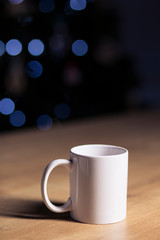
[0,0,137,131]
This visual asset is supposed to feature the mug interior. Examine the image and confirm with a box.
[71,144,127,157]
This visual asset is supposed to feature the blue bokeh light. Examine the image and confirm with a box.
[70,0,86,11]
[9,0,24,5]
[0,98,15,115]
[28,39,44,56]
[39,0,55,13]
[72,40,88,56]
[37,114,53,131]
[6,39,22,56]
[0,40,5,56]
[54,103,71,120]
[9,110,26,127]
[26,60,43,78]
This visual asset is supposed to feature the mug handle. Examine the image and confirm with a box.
[41,159,72,213]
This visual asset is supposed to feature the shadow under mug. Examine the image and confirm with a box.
[41,144,128,224]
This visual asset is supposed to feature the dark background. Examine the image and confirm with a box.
[0,0,160,132]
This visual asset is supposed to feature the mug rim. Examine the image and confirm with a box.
[71,144,128,158]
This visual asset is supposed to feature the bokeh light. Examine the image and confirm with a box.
[9,0,24,5]
[26,60,43,78]
[54,103,71,120]
[37,114,53,131]
[0,41,5,56]
[39,0,55,13]
[70,0,87,11]
[6,39,22,56]
[72,40,88,56]
[28,39,44,56]
[9,110,26,127]
[0,98,15,115]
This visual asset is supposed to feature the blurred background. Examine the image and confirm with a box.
[0,0,159,132]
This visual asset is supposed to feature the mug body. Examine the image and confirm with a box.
[70,144,128,224]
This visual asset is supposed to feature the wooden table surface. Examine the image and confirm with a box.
[0,110,160,240]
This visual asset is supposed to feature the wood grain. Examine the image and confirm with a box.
[0,111,160,240]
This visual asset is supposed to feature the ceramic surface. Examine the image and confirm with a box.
[41,144,128,224]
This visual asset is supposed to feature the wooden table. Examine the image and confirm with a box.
[1,111,160,240]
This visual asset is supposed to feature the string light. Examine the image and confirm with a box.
[6,39,22,56]
[28,39,44,56]
[0,98,15,115]
[37,114,53,131]
[9,110,26,127]
[26,60,43,78]
[72,39,88,56]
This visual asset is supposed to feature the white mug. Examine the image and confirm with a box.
[41,144,128,224]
